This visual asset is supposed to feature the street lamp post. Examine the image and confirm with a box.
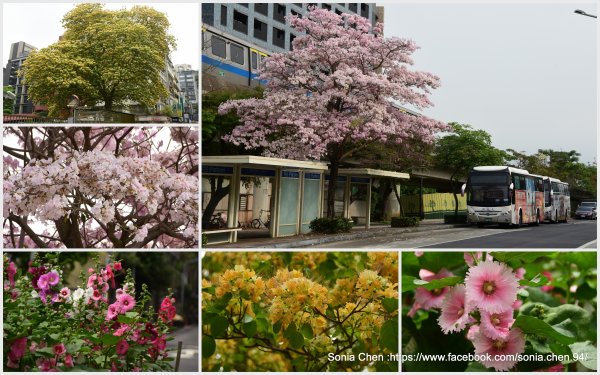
[574,9,597,18]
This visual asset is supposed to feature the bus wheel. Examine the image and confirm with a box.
[477,223,485,228]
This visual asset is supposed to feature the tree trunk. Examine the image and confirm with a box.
[104,97,113,111]
[326,159,341,218]
[202,176,231,228]
[450,170,459,215]
[392,181,404,217]
[55,212,84,248]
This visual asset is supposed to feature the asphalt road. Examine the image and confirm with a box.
[313,220,596,249]
[167,324,199,372]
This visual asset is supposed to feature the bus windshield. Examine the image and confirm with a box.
[467,171,511,207]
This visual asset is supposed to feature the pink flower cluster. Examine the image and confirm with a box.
[28,263,61,304]
[158,296,176,323]
[7,338,74,370]
[411,253,526,371]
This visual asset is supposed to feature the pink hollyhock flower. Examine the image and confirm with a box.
[46,271,60,286]
[152,335,166,351]
[114,324,130,337]
[111,361,118,372]
[53,343,66,356]
[92,289,102,301]
[10,337,27,360]
[36,358,57,372]
[116,340,129,356]
[512,299,523,311]
[7,261,17,288]
[413,268,454,311]
[467,324,480,341]
[7,354,19,368]
[414,251,424,257]
[438,285,472,334]
[541,271,554,292]
[464,252,482,267]
[161,296,174,309]
[64,354,74,368]
[87,274,97,288]
[472,327,525,371]
[59,287,70,299]
[465,260,519,314]
[106,302,120,320]
[480,309,514,340]
[37,274,50,290]
[88,268,95,274]
[514,268,526,280]
[113,262,122,271]
[117,293,135,312]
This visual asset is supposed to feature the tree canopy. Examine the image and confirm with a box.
[21,4,176,116]
[218,7,446,217]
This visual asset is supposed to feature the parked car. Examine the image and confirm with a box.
[575,205,597,220]
[579,201,597,209]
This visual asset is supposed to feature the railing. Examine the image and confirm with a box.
[3,114,67,123]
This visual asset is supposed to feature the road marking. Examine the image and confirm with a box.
[414,228,531,248]
[578,239,597,249]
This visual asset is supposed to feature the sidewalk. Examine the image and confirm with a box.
[207,219,469,248]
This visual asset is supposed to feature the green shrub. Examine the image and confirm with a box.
[309,217,353,234]
[390,216,420,228]
[444,213,467,224]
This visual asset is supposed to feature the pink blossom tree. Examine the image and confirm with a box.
[3,127,198,248]
[219,8,447,217]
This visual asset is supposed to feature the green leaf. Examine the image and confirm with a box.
[242,320,257,338]
[415,276,463,291]
[211,315,229,338]
[300,323,313,339]
[256,318,269,333]
[382,298,399,313]
[491,252,553,264]
[544,304,592,327]
[284,324,304,349]
[519,274,548,287]
[568,341,597,370]
[202,336,216,358]
[548,343,573,363]
[100,333,121,346]
[379,319,398,352]
[514,315,576,345]
[273,320,282,334]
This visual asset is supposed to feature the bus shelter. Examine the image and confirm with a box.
[202,155,328,245]
[328,168,411,229]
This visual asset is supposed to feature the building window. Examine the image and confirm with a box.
[230,43,245,65]
[322,4,331,11]
[220,5,228,26]
[211,36,226,58]
[233,10,248,34]
[349,3,357,13]
[274,3,286,23]
[239,3,248,7]
[273,26,286,48]
[335,8,343,16]
[289,33,297,50]
[361,3,369,18]
[254,3,268,16]
[254,19,268,41]
[201,4,214,26]
[294,3,303,7]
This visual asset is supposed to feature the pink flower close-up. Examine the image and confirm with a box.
[413,268,454,311]
[117,293,136,312]
[116,340,129,356]
[472,327,526,372]
[64,354,74,368]
[59,287,70,299]
[10,337,27,360]
[465,260,519,314]
[37,274,50,290]
[438,284,472,334]
[106,302,120,320]
[53,343,66,356]
[480,309,515,340]
[46,271,60,286]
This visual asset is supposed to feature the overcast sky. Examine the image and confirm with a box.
[384,2,597,164]
[2,2,198,70]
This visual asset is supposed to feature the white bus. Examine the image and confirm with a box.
[461,166,546,227]
[544,177,570,223]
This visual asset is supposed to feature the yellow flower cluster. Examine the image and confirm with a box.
[267,273,329,329]
[356,269,387,300]
[368,252,399,283]
[337,301,385,341]
[329,277,357,307]
[215,265,266,303]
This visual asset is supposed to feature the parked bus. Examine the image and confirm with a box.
[461,166,568,227]
[544,177,570,223]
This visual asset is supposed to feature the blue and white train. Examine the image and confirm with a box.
[202,25,269,90]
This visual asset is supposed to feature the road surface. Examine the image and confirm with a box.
[310,220,596,248]
[167,324,198,372]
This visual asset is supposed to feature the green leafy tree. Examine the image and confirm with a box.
[21,4,175,116]
[3,86,15,114]
[435,123,508,214]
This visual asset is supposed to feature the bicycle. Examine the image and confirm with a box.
[209,212,227,229]
[251,209,270,229]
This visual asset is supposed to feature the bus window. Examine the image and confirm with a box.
[535,177,543,192]
[211,36,226,58]
[544,179,551,205]
[552,182,559,195]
